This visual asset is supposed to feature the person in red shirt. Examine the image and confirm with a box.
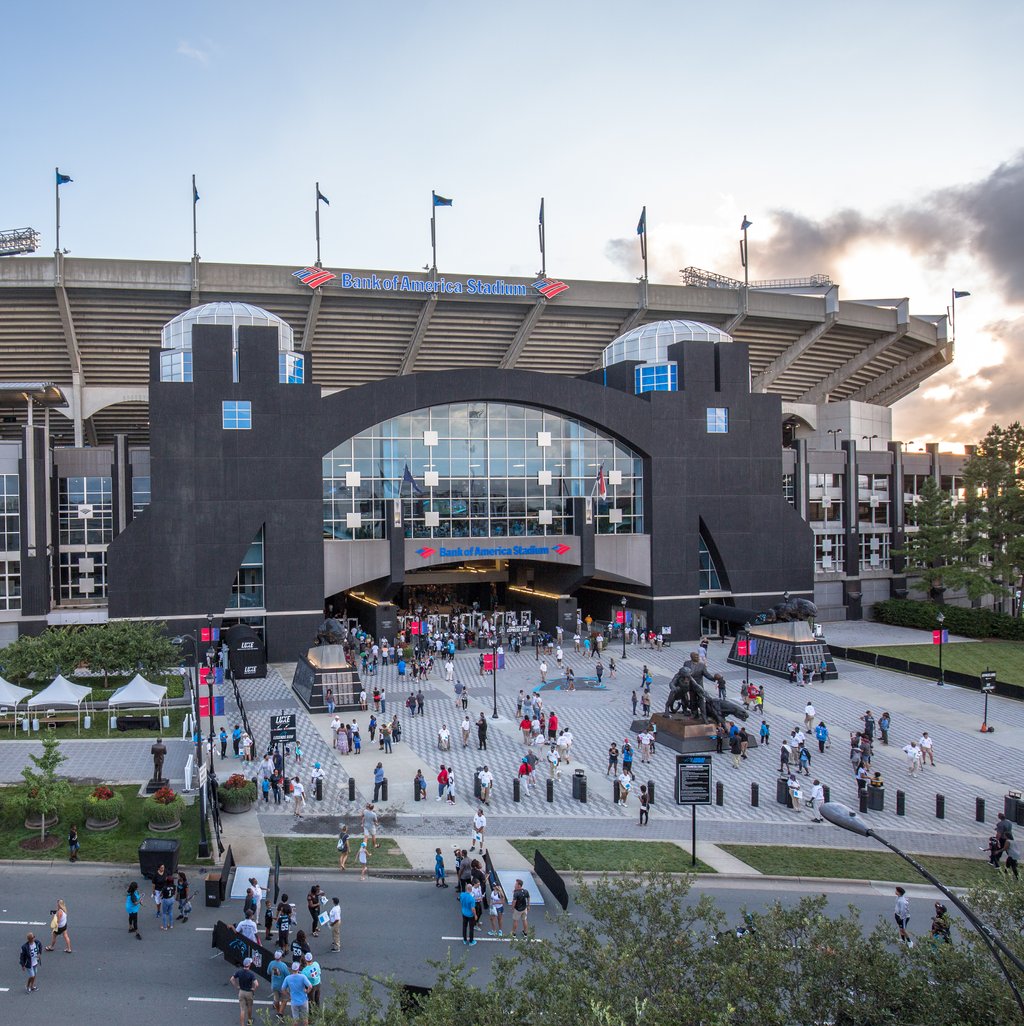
[517,757,533,795]
[520,717,532,744]
[547,712,559,742]
[436,765,449,801]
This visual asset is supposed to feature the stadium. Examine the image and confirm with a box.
[0,253,961,651]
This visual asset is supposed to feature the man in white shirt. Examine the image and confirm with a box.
[477,766,494,805]
[249,878,263,922]
[235,911,259,943]
[445,660,455,682]
[539,660,548,683]
[804,703,816,732]
[556,731,571,764]
[903,742,921,775]
[638,730,653,763]
[470,808,487,851]
[547,745,562,781]
[327,898,341,952]
[806,779,825,821]
[918,732,935,766]
[791,728,806,748]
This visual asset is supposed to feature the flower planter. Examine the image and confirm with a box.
[23,812,59,832]
[85,815,120,832]
[219,800,253,815]
[148,817,181,832]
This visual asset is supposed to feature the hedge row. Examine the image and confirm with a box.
[872,599,1024,641]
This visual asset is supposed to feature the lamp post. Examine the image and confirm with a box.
[936,611,946,686]
[490,633,499,719]
[827,428,843,450]
[861,434,878,451]
[620,596,628,660]
[173,631,211,860]
[743,621,751,689]
[820,801,1024,1016]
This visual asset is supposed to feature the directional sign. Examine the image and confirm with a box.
[675,754,712,806]
[270,714,297,744]
[981,670,997,692]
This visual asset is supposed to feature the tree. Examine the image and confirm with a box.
[17,735,71,844]
[898,476,964,596]
[960,422,1024,609]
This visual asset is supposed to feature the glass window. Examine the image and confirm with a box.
[0,474,19,553]
[699,536,722,592]
[159,349,193,382]
[229,527,265,610]
[706,408,729,433]
[58,477,113,547]
[131,476,151,517]
[222,401,252,430]
[859,532,891,572]
[814,532,845,574]
[782,473,795,508]
[0,558,19,610]
[634,362,678,394]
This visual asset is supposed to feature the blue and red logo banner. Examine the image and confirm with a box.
[293,266,337,289]
[531,278,569,299]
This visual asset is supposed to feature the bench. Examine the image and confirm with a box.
[116,715,160,731]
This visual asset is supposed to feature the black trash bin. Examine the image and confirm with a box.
[868,786,885,812]
[776,777,789,805]
[315,776,323,802]
[138,837,180,881]
[572,768,585,799]
[1004,795,1020,822]
[205,874,223,908]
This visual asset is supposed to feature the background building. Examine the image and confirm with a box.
[0,256,963,648]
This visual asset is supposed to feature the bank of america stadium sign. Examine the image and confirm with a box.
[293,267,567,298]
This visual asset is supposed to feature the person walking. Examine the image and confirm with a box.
[509,879,530,939]
[803,702,816,732]
[759,720,770,747]
[306,884,323,938]
[460,884,478,946]
[175,871,191,922]
[478,765,493,805]
[814,721,829,754]
[328,897,342,951]
[488,883,505,937]
[282,962,313,1026]
[67,824,80,863]
[435,847,448,889]
[477,713,488,751]
[20,931,41,992]
[470,808,487,852]
[779,740,791,776]
[638,784,650,826]
[125,881,142,939]
[358,840,370,879]
[230,957,259,1026]
[292,776,306,816]
[729,730,742,769]
[894,887,912,946]
[268,949,289,1020]
[46,898,72,952]
[631,690,638,716]
[808,779,825,822]
[301,952,322,1011]
[337,825,350,870]
[918,732,935,767]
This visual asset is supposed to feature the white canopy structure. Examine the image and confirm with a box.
[0,676,32,729]
[107,673,167,707]
[26,674,92,730]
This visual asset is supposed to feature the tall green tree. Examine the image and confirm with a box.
[960,422,1024,606]
[16,735,71,843]
[899,476,964,595]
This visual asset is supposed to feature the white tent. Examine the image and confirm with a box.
[0,676,32,729]
[26,674,92,730]
[108,673,167,707]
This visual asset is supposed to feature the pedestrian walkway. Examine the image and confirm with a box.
[0,736,190,786]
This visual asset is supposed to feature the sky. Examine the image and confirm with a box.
[3,1,1023,444]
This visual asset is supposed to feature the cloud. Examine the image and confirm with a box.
[177,40,210,65]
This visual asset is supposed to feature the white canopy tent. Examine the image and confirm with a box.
[107,673,169,732]
[0,676,32,731]
[26,674,93,731]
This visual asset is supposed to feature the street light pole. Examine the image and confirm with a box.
[820,802,1024,1016]
[936,611,946,686]
[490,634,498,719]
[173,632,210,860]
[620,596,627,660]
[743,621,751,689]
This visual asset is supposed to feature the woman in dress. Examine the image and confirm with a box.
[336,726,349,755]
[45,898,72,952]
[125,882,142,939]
[337,826,350,871]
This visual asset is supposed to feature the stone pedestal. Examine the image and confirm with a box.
[650,713,717,753]
[145,777,169,795]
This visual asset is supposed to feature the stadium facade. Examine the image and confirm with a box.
[0,255,964,653]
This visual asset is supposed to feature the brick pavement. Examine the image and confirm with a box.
[0,736,191,786]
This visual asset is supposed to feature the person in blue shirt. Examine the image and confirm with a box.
[435,847,448,888]
[459,886,478,945]
[759,721,770,747]
[301,951,322,1010]
[219,727,228,759]
[283,963,312,1024]
[268,949,289,1019]
[232,724,242,758]
[814,721,829,754]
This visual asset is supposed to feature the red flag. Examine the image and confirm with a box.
[596,464,607,499]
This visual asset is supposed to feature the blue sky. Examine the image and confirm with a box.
[4,1,1023,440]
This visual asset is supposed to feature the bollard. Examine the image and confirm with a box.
[613,780,621,804]
[822,784,831,803]
[896,789,905,816]
[348,777,356,802]
[546,779,554,803]
[513,777,521,803]
[647,780,655,806]
[413,778,421,802]
[381,778,388,802]
[750,782,759,807]
[858,789,868,814]
[579,777,587,803]
[715,781,724,806]
[976,797,986,823]
[936,793,945,819]
[315,776,323,802]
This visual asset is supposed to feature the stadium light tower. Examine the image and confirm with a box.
[0,228,41,257]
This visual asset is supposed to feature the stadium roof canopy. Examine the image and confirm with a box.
[0,255,951,446]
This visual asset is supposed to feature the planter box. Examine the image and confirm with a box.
[219,800,253,815]
[85,816,120,832]
[147,818,181,832]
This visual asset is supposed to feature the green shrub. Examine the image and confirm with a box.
[872,599,1024,641]
[83,786,125,822]
[219,773,257,805]
[146,788,183,824]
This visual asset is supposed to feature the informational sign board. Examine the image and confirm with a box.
[270,713,297,744]
[981,670,997,691]
[675,754,713,806]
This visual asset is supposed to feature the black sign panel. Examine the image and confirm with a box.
[675,754,712,806]
[270,714,297,744]
[212,920,274,981]
[981,670,997,690]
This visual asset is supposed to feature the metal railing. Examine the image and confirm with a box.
[680,265,833,290]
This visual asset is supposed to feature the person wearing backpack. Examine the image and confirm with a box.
[510,880,530,938]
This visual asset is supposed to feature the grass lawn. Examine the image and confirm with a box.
[860,640,1024,687]
[268,835,411,870]
[0,784,201,864]
[509,838,715,874]
[16,673,186,703]
[15,706,190,740]
[718,844,996,888]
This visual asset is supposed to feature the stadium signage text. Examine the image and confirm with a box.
[419,543,571,559]
[339,273,528,296]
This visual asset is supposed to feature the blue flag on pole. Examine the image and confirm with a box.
[194,184,200,204]
[433,192,453,207]
[953,290,970,299]
[636,208,646,235]
[539,198,545,226]
[56,171,72,185]
[317,188,330,206]
[740,216,752,230]
[402,463,424,495]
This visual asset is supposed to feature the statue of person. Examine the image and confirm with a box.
[151,738,167,781]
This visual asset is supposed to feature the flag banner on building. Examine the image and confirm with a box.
[595,464,607,498]
[317,188,330,205]
[403,463,425,495]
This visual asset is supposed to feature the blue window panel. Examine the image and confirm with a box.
[222,400,252,430]
[280,352,305,384]
[635,362,678,395]
[706,407,728,433]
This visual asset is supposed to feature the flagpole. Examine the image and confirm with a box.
[538,197,546,278]
[315,182,322,268]
[430,192,437,278]
[192,175,198,261]
[54,166,61,257]
[639,205,648,282]
[742,216,750,287]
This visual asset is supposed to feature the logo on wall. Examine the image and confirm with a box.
[416,547,437,558]
[531,278,569,299]
[293,266,338,289]
[552,544,571,555]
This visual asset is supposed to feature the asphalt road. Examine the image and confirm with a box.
[0,863,958,1023]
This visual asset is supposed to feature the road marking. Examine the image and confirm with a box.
[0,920,46,926]
[440,935,541,943]
[188,997,274,1006]
[194,927,213,932]
[0,987,10,992]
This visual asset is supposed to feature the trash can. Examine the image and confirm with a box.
[315,777,323,802]
[1004,795,1020,822]
[205,874,223,908]
[413,777,421,801]
[775,777,789,805]
[138,838,180,881]
[868,786,885,812]
[578,776,587,803]
[647,779,655,806]
[572,768,585,799]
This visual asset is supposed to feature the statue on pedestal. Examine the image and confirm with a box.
[151,738,167,782]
